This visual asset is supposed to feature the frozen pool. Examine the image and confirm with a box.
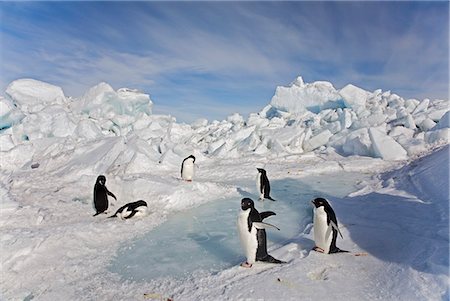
[108,172,367,281]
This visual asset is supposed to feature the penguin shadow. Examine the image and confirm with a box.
[334,190,449,275]
[236,187,253,198]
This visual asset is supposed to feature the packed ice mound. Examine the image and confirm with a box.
[269,76,345,114]
[1,76,449,173]
[72,83,153,136]
[259,77,448,159]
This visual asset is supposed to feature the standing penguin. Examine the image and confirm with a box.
[181,155,196,181]
[311,197,347,254]
[237,198,285,268]
[256,168,277,201]
[93,175,117,216]
[109,200,148,219]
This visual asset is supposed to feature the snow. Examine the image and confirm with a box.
[0,76,448,300]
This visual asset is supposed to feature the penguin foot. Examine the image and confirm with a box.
[240,262,252,268]
[312,246,325,253]
[259,255,285,264]
[329,247,349,254]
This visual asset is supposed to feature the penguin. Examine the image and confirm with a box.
[311,197,348,254]
[109,200,148,219]
[181,155,196,181]
[256,168,276,201]
[93,175,117,216]
[237,198,285,268]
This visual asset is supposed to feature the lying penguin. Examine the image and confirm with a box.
[109,200,148,219]
[311,197,348,254]
[237,198,285,268]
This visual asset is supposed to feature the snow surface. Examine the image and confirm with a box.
[0,76,449,300]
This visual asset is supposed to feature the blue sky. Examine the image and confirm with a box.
[1,1,448,123]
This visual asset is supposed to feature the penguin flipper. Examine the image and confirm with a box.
[123,210,138,219]
[260,211,276,220]
[330,220,344,238]
[253,222,280,231]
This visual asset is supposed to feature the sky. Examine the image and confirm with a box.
[0,1,448,123]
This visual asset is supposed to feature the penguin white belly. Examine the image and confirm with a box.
[313,207,332,254]
[119,207,132,219]
[182,161,195,181]
[237,211,258,264]
[133,206,148,217]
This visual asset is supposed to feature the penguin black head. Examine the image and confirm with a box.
[241,198,254,210]
[311,197,330,208]
[96,175,106,186]
[257,168,266,174]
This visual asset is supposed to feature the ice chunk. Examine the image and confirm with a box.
[425,129,450,144]
[227,113,244,125]
[326,121,342,134]
[75,83,153,125]
[432,111,450,130]
[412,99,430,115]
[17,105,76,140]
[0,134,15,151]
[396,136,427,156]
[405,99,419,113]
[191,118,209,129]
[419,118,437,132]
[352,113,386,128]
[5,79,66,113]
[389,126,415,139]
[74,119,104,140]
[236,132,261,152]
[342,128,372,157]
[247,113,270,128]
[339,84,368,108]
[424,111,450,144]
[387,93,404,107]
[270,77,343,114]
[392,113,416,130]
[369,127,408,160]
[117,88,153,115]
[303,129,333,152]
[338,109,353,129]
[0,97,25,131]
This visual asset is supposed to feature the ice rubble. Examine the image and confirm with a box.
[1,76,449,175]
